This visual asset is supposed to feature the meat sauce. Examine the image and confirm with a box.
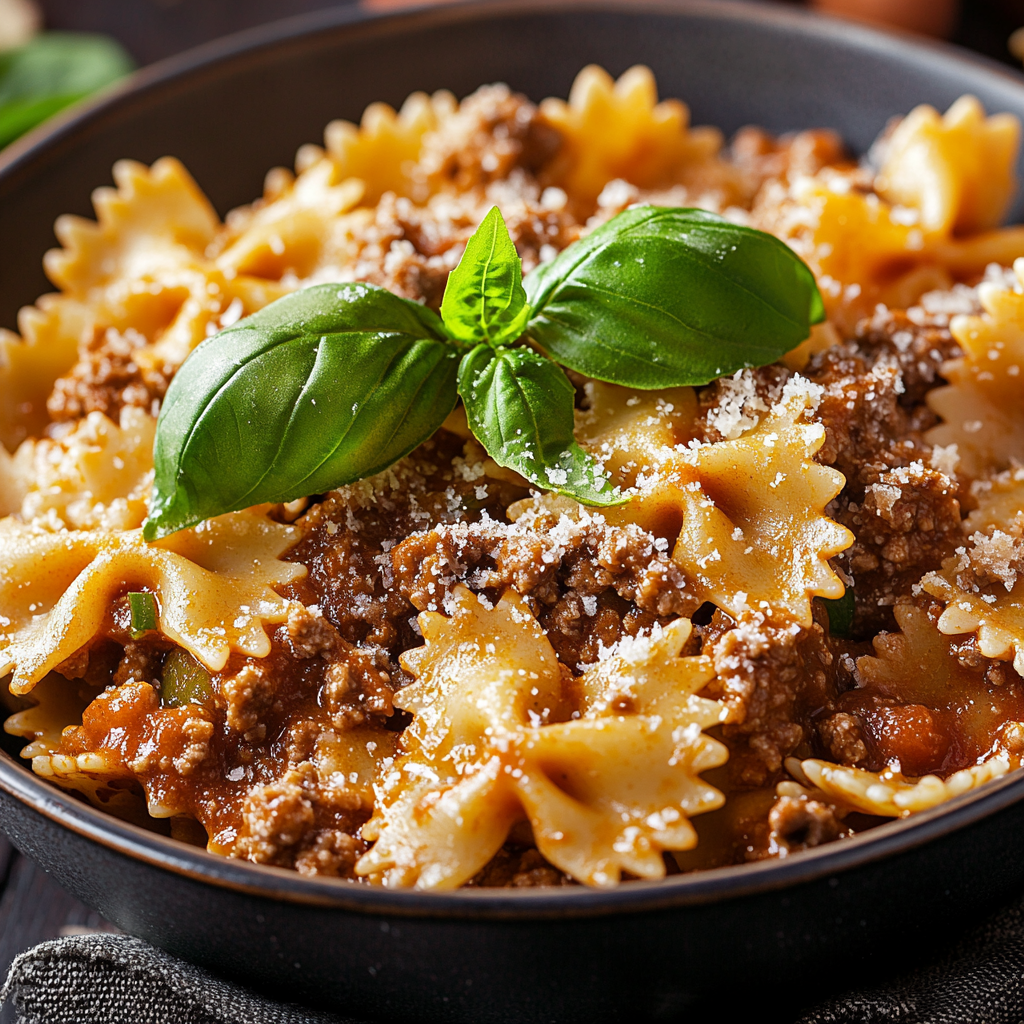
[19,87,1024,883]
[49,339,1024,878]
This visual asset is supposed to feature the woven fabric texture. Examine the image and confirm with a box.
[797,891,1024,1024]
[0,934,359,1024]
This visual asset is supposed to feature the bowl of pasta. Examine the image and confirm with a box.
[3,0,1024,1019]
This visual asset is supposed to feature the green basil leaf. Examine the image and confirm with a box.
[145,283,459,539]
[440,206,531,347]
[0,93,88,149]
[0,33,133,149]
[524,206,824,388]
[457,344,625,507]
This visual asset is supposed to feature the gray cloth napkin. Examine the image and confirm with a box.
[0,934,358,1024]
[4,895,1024,1024]
[795,891,1024,1024]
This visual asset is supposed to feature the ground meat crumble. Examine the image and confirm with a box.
[48,326,169,425]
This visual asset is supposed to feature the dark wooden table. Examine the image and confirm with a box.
[0,839,116,1022]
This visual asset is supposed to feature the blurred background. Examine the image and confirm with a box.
[25,0,1024,63]
[1,0,1024,152]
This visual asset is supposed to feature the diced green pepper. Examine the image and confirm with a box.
[160,648,213,708]
[127,592,158,638]
[823,587,855,639]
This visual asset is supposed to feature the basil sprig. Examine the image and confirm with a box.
[445,208,622,509]
[144,205,822,540]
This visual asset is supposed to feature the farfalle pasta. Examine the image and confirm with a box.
[3,65,1024,888]
[756,96,1024,333]
[922,470,1024,676]
[0,509,304,692]
[538,64,739,209]
[927,264,1024,476]
[360,590,725,889]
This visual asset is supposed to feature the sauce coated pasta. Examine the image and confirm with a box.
[3,65,1024,887]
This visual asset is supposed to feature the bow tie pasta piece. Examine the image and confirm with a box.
[45,158,219,299]
[538,64,737,209]
[607,382,851,625]
[514,713,724,887]
[545,380,850,624]
[921,574,1024,675]
[788,754,1014,818]
[31,749,154,828]
[849,601,1024,771]
[515,619,726,886]
[0,510,305,694]
[4,672,97,758]
[575,380,698,489]
[875,96,1019,236]
[310,726,398,812]
[357,595,728,889]
[215,159,365,280]
[127,265,287,371]
[31,676,215,825]
[670,383,852,625]
[0,447,23,519]
[322,90,455,205]
[359,756,515,891]
[395,588,568,755]
[965,468,1024,535]
[506,379,703,550]
[856,602,975,698]
[922,471,1024,675]
[578,617,717,722]
[3,407,154,530]
[927,266,1024,477]
[357,585,565,890]
[0,296,92,453]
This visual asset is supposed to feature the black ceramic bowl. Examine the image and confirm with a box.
[3,3,1024,1021]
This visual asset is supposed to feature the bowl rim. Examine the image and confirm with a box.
[4,739,1024,919]
[3,0,1024,920]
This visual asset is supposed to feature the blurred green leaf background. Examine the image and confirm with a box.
[0,26,132,149]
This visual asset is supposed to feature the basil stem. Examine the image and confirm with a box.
[440,206,531,348]
[457,344,624,506]
[128,592,158,638]
[524,206,824,389]
[144,283,461,540]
